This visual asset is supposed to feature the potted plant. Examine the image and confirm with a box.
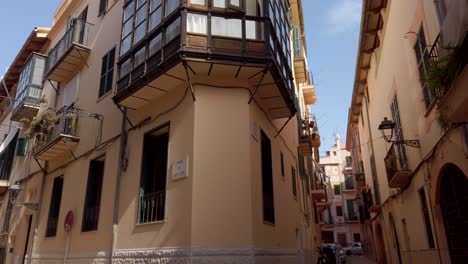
[23,108,60,148]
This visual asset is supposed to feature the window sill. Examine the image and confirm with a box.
[136,220,166,226]
[97,89,113,103]
[263,221,275,227]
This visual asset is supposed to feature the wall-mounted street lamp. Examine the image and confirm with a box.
[378,117,420,148]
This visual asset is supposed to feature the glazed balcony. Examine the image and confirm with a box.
[45,20,93,84]
[293,35,308,84]
[11,53,46,122]
[114,0,296,119]
[302,82,317,105]
[34,107,80,161]
[384,143,411,188]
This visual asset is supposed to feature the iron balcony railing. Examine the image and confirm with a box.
[45,19,93,76]
[384,143,409,185]
[82,206,100,231]
[50,106,80,141]
[138,191,166,223]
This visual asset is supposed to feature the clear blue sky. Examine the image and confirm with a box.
[303,0,362,151]
[0,0,361,151]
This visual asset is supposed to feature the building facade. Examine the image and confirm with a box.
[346,0,467,263]
[318,136,361,247]
[0,0,323,263]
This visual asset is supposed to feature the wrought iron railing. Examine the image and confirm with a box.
[384,143,409,184]
[50,106,80,141]
[82,206,100,231]
[138,191,166,223]
[45,19,94,76]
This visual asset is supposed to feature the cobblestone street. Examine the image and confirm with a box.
[346,255,377,264]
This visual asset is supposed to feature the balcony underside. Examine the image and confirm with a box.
[46,44,90,83]
[302,85,316,105]
[311,134,321,148]
[315,201,331,213]
[0,180,8,194]
[388,170,411,188]
[299,140,312,156]
[11,102,40,122]
[294,57,307,84]
[311,189,325,201]
[34,135,79,161]
[115,59,295,119]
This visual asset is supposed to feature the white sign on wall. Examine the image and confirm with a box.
[172,159,188,180]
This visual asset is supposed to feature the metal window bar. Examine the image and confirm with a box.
[139,190,166,223]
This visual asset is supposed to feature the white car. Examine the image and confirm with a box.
[343,242,363,256]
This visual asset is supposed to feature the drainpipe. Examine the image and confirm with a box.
[26,161,47,264]
[109,107,127,263]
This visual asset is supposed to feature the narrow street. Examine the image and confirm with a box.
[346,255,376,264]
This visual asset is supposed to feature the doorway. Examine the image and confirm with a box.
[440,164,468,264]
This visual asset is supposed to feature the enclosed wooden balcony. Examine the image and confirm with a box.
[114,0,296,120]
[34,107,80,161]
[302,84,317,105]
[11,53,46,121]
[384,143,411,188]
[311,189,325,201]
[44,20,93,84]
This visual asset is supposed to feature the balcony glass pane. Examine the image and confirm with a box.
[122,20,133,39]
[190,0,205,5]
[165,17,181,44]
[165,0,180,16]
[137,0,147,8]
[151,0,162,11]
[134,47,146,66]
[149,7,162,30]
[121,36,132,54]
[187,13,207,34]
[136,4,148,25]
[120,58,132,77]
[213,0,226,8]
[149,33,162,56]
[124,1,135,21]
[211,17,242,38]
[229,0,240,7]
[134,23,146,43]
[246,20,263,40]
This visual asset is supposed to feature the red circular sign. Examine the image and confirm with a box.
[64,210,74,232]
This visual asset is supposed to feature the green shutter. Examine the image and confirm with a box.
[16,138,27,156]
[347,200,355,218]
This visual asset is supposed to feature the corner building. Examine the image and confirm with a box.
[0,0,322,263]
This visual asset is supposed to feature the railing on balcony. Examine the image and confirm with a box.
[384,143,411,188]
[12,53,46,121]
[50,107,80,141]
[138,191,166,224]
[45,19,94,82]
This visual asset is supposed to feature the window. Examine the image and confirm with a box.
[211,17,242,38]
[16,138,28,156]
[414,26,431,108]
[345,156,352,167]
[82,157,105,232]
[261,130,275,224]
[139,125,169,223]
[419,188,435,248]
[149,0,163,31]
[165,17,181,44]
[165,0,180,16]
[134,0,148,44]
[291,167,297,197]
[121,1,135,54]
[187,13,207,34]
[354,233,361,242]
[434,0,446,25]
[148,33,162,57]
[99,48,115,97]
[336,206,343,217]
[346,199,356,219]
[334,184,341,195]
[46,176,64,237]
[99,0,108,16]
[280,152,284,178]
[344,174,354,190]
[189,0,206,6]
[391,95,407,169]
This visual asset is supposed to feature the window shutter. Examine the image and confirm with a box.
[16,138,27,156]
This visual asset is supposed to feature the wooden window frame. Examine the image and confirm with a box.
[99,0,109,16]
[99,47,116,97]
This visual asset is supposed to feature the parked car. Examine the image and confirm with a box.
[320,243,346,264]
[343,242,363,256]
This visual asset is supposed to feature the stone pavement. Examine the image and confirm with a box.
[346,255,377,264]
